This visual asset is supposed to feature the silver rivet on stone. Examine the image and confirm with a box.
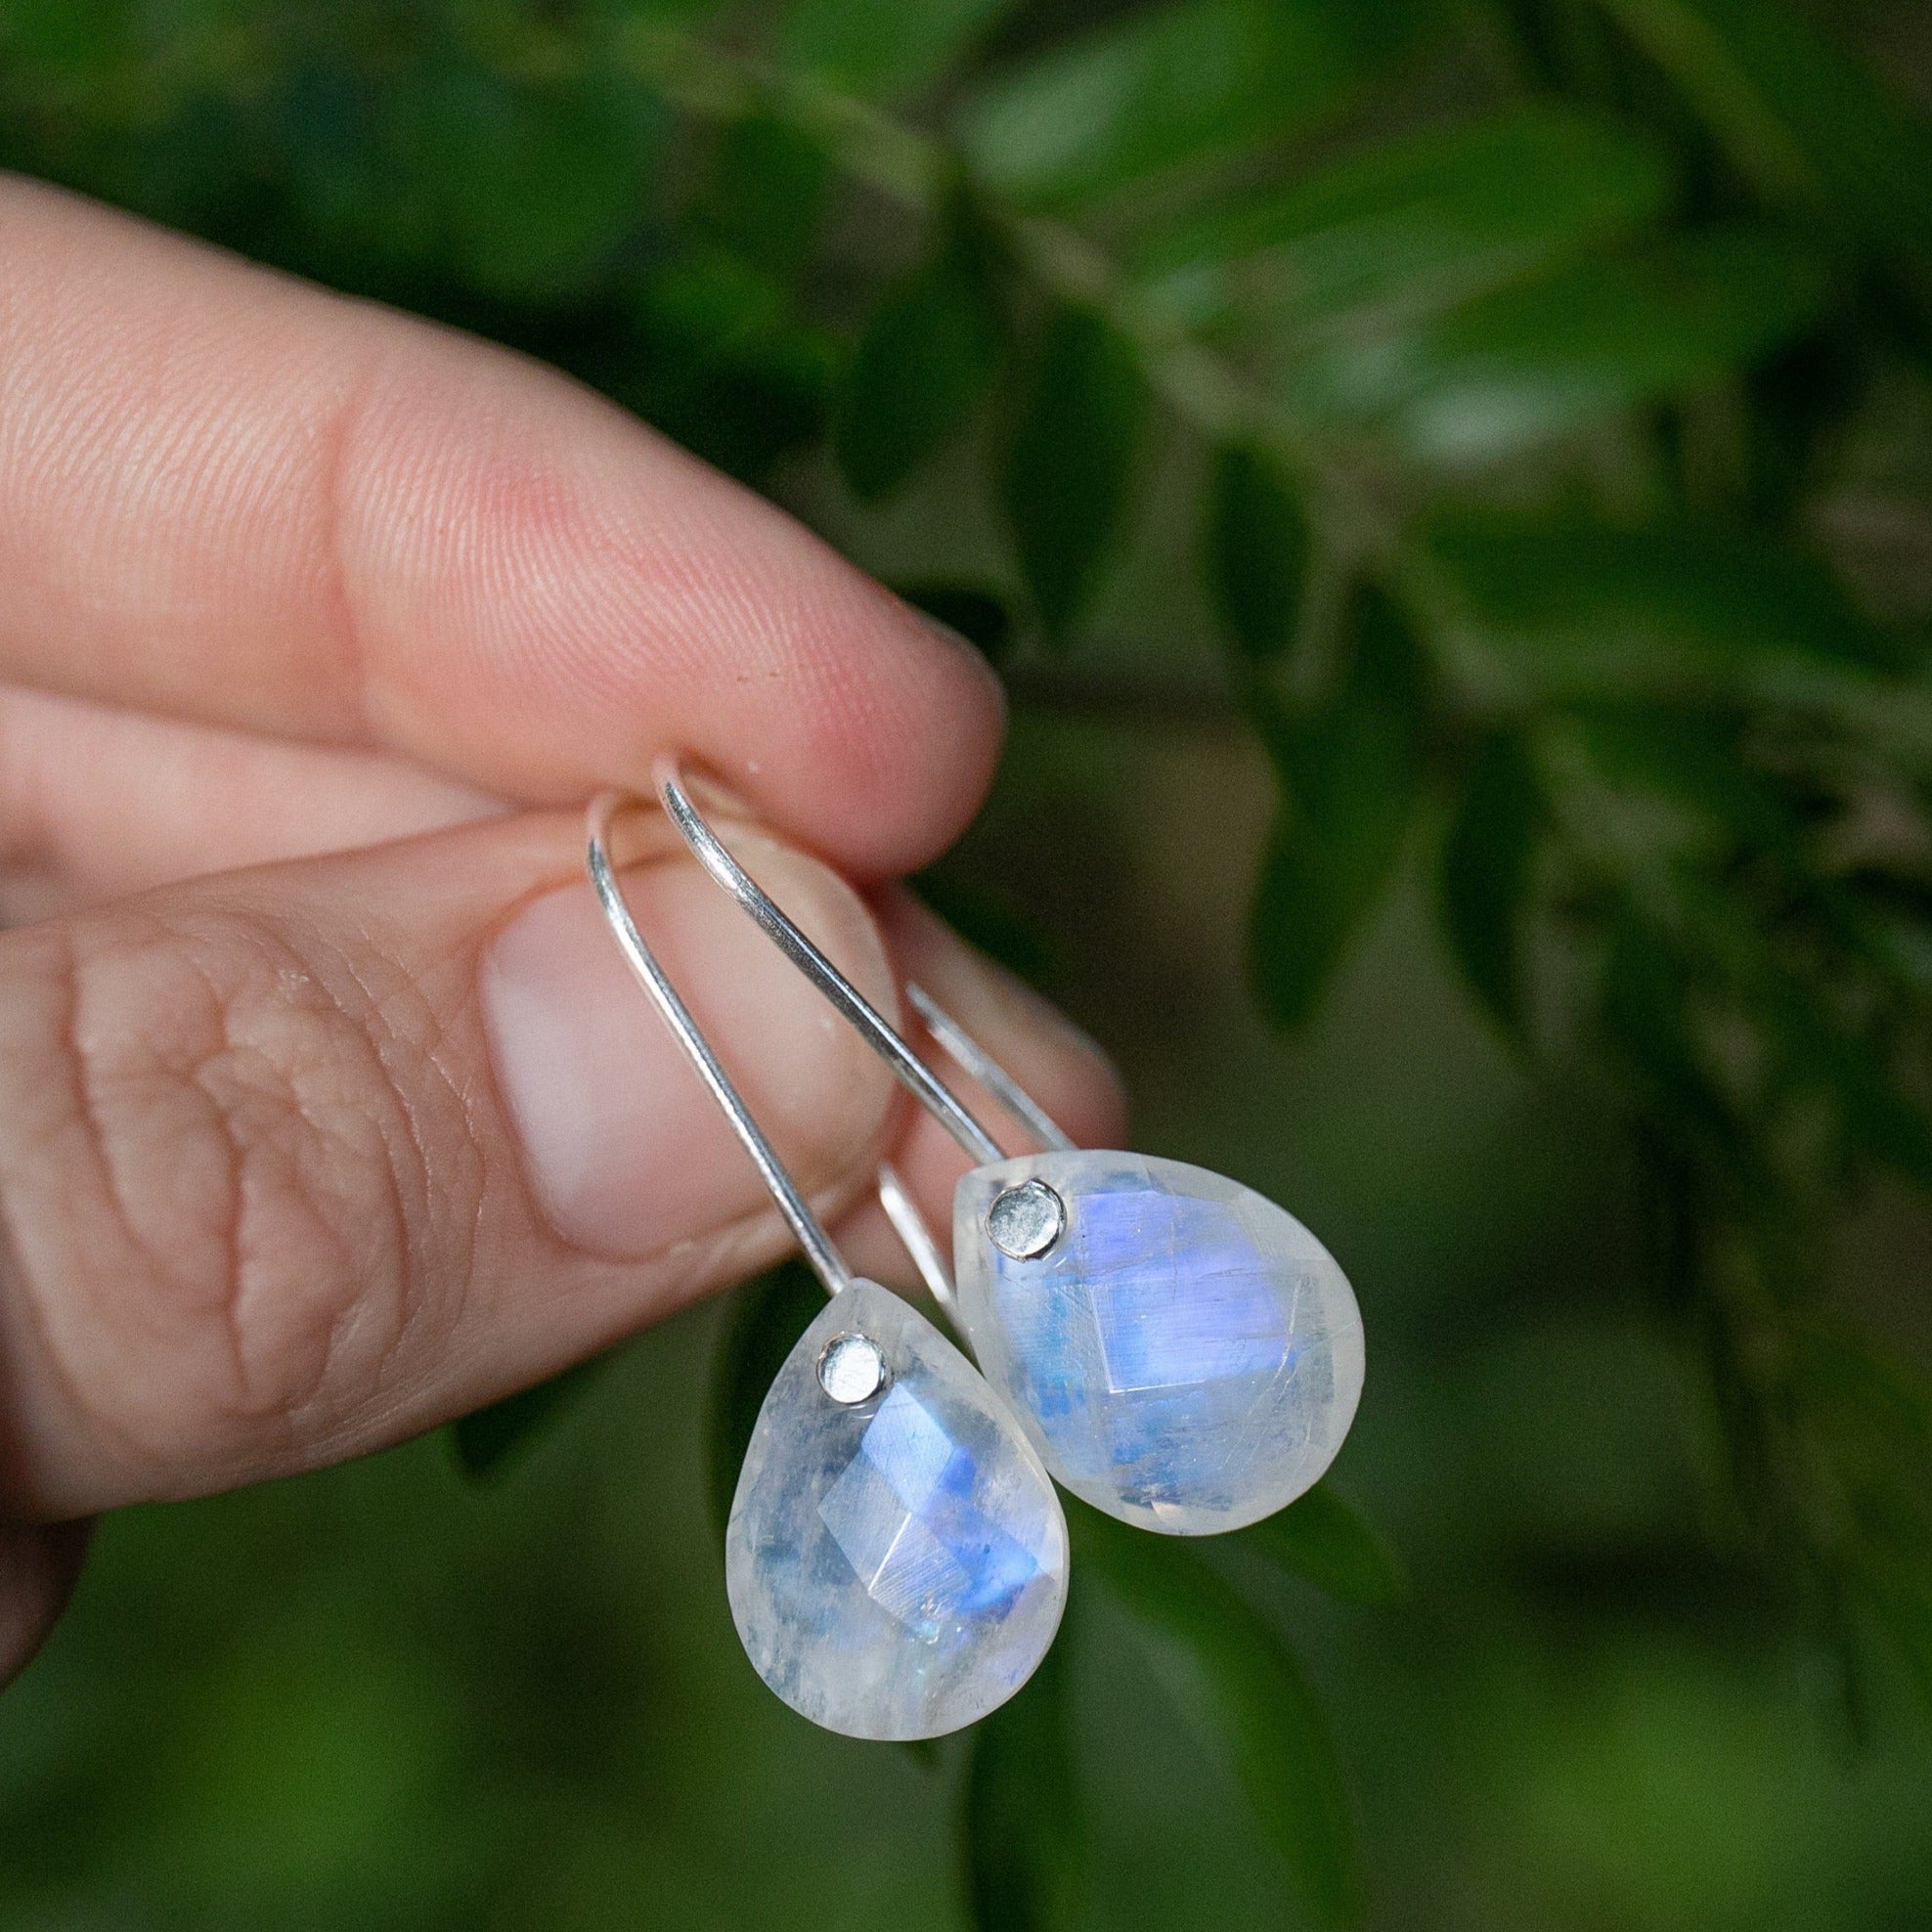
[987,1179,1067,1260]
[817,1332,889,1405]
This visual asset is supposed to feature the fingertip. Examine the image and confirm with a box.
[691,577,1008,882]
[345,336,1007,878]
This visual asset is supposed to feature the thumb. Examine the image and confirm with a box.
[0,808,897,1520]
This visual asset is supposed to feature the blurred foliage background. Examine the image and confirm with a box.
[3,0,1932,1925]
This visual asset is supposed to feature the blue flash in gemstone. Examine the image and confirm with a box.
[726,1283,1068,1739]
[817,1383,1045,1634]
[954,1153,1364,1535]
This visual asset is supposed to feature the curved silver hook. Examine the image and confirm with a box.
[654,756,1008,1168]
[875,1162,955,1308]
[588,790,854,1297]
[903,984,1076,1155]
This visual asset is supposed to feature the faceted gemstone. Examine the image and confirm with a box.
[953,1153,1365,1534]
[725,1281,1069,1739]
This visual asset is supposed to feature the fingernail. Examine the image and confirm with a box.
[481,835,897,1258]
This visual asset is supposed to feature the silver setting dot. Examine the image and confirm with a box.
[986,1179,1067,1260]
[817,1332,888,1405]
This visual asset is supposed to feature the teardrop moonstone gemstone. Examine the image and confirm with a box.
[954,1154,1365,1535]
[725,1281,1069,1739]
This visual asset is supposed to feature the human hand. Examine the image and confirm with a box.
[0,177,1123,1682]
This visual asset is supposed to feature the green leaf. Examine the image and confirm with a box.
[1603,860,1932,1196]
[1204,444,1312,664]
[2,0,134,68]
[962,1634,1083,1931]
[963,0,1427,210]
[1597,0,1932,277]
[1294,226,1828,465]
[450,1354,609,1483]
[397,68,658,297]
[1866,1579,1932,1709]
[1598,914,1760,1180]
[779,0,1018,101]
[836,242,1005,502]
[706,1262,825,1542]
[1439,730,1543,1036]
[1239,1484,1406,1605]
[1790,1329,1932,1456]
[1734,956,1932,1193]
[1250,583,1427,1029]
[618,250,836,482]
[999,309,1146,638]
[1136,103,1670,333]
[1568,704,1797,853]
[1079,1511,1359,1924]
[1430,512,1906,700]
[627,245,788,366]
[700,113,831,278]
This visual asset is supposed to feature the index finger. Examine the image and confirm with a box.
[0,175,1002,877]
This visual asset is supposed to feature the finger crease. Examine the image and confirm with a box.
[312,338,386,749]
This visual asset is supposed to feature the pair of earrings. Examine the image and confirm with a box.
[587,766,1364,1741]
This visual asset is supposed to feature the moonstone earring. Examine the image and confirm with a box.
[587,794,1067,1740]
[655,760,1366,1537]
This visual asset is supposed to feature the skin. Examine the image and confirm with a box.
[0,176,1125,1684]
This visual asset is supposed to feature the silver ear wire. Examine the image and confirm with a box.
[588,790,854,1297]
[902,983,1076,1154]
[655,757,1007,1167]
[654,756,1081,1169]
[875,1162,955,1308]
